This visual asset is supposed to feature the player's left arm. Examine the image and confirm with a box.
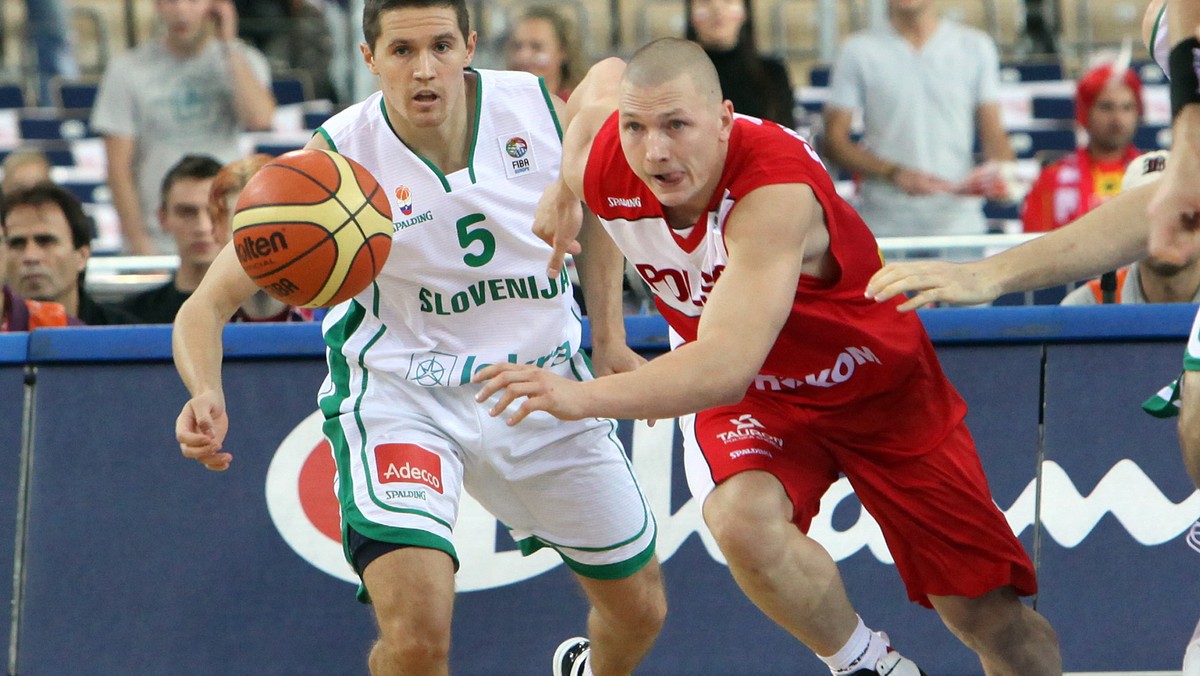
[475,183,816,423]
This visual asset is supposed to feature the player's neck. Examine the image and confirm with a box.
[889,8,939,47]
[387,75,476,175]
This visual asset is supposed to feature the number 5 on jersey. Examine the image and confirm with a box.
[457,214,495,267]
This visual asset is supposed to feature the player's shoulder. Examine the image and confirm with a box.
[318,92,383,143]
[475,68,544,94]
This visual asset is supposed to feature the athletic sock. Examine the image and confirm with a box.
[818,616,888,675]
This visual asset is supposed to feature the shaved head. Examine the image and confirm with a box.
[623,38,723,105]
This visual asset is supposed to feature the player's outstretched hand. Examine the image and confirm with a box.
[534,179,583,278]
[1147,108,1200,265]
[176,390,233,471]
[473,363,586,426]
[866,260,999,311]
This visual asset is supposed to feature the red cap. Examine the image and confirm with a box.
[1075,64,1143,127]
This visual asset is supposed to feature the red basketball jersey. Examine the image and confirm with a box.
[583,114,965,428]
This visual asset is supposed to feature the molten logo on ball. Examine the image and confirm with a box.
[235,232,289,267]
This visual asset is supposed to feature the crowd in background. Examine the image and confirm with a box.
[0,0,1192,331]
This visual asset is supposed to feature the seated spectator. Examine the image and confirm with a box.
[1023,62,1143,233]
[208,154,316,322]
[91,0,275,256]
[1061,149,1200,304]
[3,182,137,325]
[685,0,795,128]
[503,5,584,100]
[119,155,224,324]
[0,187,76,331]
[1,148,53,194]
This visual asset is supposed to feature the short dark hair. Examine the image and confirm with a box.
[160,155,223,208]
[3,181,93,249]
[362,0,470,52]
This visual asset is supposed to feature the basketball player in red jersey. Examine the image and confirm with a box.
[476,39,1062,675]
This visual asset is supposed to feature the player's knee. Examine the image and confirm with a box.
[703,478,791,569]
[934,587,1032,652]
[373,614,451,669]
[595,562,668,637]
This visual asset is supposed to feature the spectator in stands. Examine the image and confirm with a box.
[1,148,53,194]
[0,187,76,331]
[1022,63,1143,233]
[684,0,795,129]
[823,0,1016,240]
[235,0,337,102]
[1059,148,1200,305]
[2,182,136,325]
[91,0,275,257]
[119,155,224,324]
[502,5,584,100]
[206,153,315,322]
[23,0,80,106]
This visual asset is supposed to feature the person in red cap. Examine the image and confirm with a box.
[1021,62,1144,232]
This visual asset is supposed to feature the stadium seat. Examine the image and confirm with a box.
[51,78,100,111]
[1134,59,1167,85]
[272,72,313,106]
[1001,61,1065,82]
[255,141,305,157]
[984,201,1020,220]
[18,110,94,141]
[0,83,27,109]
[1031,95,1075,120]
[1133,124,1170,150]
[61,179,109,205]
[809,64,832,88]
[1006,127,1077,159]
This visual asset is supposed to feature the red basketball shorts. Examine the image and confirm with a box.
[681,386,1037,608]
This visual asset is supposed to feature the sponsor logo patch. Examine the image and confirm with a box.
[375,443,444,493]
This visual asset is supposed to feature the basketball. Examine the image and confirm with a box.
[231,149,393,308]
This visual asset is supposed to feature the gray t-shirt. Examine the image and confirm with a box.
[827,19,1001,237]
[91,40,271,252]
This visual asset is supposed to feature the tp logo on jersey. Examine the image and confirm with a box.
[394,185,414,216]
[499,132,537,178]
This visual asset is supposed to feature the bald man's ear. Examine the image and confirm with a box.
[718,99,735,140]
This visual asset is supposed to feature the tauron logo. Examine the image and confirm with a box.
[375,443,443,493]
[730,414,764,431]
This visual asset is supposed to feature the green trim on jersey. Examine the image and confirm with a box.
[377,69,484,193]
[1150,1,1166,67]
[1143,377,1181,418]
[348,527,459,604]
[315,127,337,152]
[538,76,563,139]
[321,300,453,530]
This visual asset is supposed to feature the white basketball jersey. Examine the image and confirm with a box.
[316,69,579,387]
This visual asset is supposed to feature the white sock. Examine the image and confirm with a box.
[818,616,889,675]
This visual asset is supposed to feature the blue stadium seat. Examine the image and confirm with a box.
[1134,124,1169,150]
[303,110,331,130]
[809,64,832,88]
[1006,127,1076,159]
[0,83,27,109]
[61,180,108,204]
[272,77,311,106]
[18,111,94,141]
[1031,96,1075,120]
[983,201,1020,220]
[255,142,304,157]
[55,80,99,110]
[1133,59,1167,85]
[0,142,76,167]
[1000,61,1065,82]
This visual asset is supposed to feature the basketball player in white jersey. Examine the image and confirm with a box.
[171,1,665,675]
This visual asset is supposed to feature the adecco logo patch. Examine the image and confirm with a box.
[264,411,357,583]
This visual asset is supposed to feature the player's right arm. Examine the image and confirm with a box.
[538,57,627,277]
[866,181,1155,310]
[173,243,260,470]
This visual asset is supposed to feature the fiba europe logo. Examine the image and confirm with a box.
[266,412,1200,591]
[505,137,528,159]
[394,185,413,216]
